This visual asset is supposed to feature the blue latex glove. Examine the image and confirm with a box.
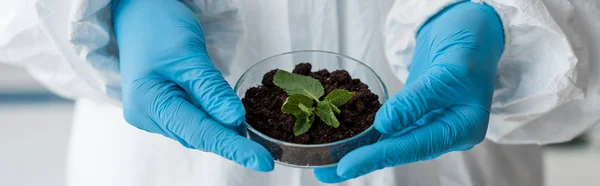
[315,1,504,183]
[112,0,273,172]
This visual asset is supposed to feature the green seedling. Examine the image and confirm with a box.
[273,70,353,136]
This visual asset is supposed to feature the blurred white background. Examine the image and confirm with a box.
[1,63,599,186]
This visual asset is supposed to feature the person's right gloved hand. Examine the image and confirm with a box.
[112,0,274,172]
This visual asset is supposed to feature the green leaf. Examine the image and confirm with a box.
[330,103,341,114]
[281,94,314,116]
[293,114,313,136]
[316,101,340,128]
[324,89,353,106]
[273,70,324,101]
[285,101,313,136]
[297,103,312,115]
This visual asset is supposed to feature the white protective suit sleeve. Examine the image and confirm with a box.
[385,0,600,144]
[0,0,112,104]
[0,0,239,106]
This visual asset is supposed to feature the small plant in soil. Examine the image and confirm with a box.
[242,63,381,144]
[273,70,354,136]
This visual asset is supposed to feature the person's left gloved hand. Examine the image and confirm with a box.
[314,2,504,183]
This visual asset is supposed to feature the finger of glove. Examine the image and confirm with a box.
[338,111,462,178]
[314,166,349,184]
[166,54,246,127]
[160,95,273,172]
[374,72,448,134]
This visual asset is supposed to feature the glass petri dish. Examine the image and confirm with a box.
[234,50,388,168]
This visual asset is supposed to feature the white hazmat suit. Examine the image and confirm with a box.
[1,0,599,185]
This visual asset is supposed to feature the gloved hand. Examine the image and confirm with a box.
[112,0,273,172]
[315,1,504,183]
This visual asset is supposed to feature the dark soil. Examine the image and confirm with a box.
[242,63,381,144]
